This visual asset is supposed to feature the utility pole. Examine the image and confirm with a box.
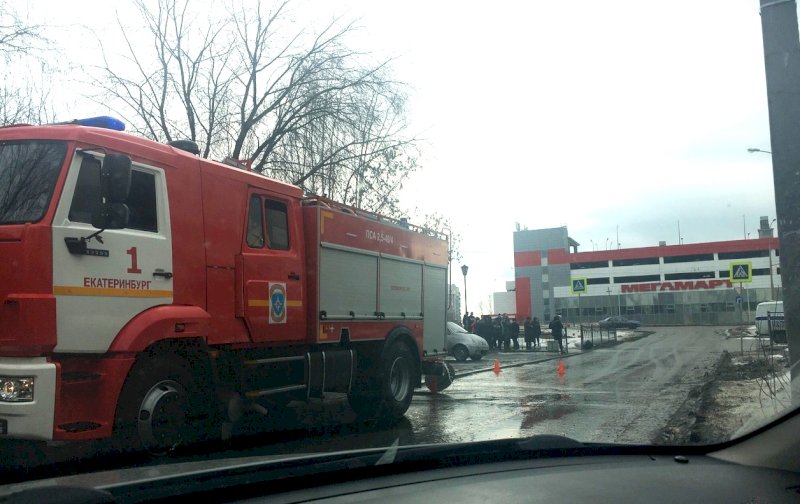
[461,265,469,315]
[758,0,800,404]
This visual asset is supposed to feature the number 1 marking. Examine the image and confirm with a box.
[127,247,142,274]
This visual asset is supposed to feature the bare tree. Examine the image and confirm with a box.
[0,5,53,125]
[96,0,418,215]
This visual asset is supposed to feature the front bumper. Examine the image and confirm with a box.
[0,357,56,441]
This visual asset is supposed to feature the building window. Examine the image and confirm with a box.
[614,274,661,283]
[662,253,714,264]
[718,250,769,260]
[570,260,608,269]
[612,257,659,266]
[587,277,610,285]
[752,268,772,276]
[664,271,715,280]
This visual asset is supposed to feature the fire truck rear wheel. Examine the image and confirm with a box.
[349,341,417,423]
[116,356,214,455]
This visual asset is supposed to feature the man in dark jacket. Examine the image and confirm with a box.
[492,315,503,350]
[501,314,511,351]
[549,315,565,354]
[532,317,542,349]
[511,318,520,350]
[523,317,533,350]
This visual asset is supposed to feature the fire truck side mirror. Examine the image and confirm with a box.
[91,202,129,230]
[90,154,132,230]
[103,153,132,203]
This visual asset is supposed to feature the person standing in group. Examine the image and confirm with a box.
[493,315,502,350]
[511,318,520,350]
[549,315,565,354]
[532,317,542,349]
[463,312,470,329]
[501,314,511,351]
[523,316,533,350]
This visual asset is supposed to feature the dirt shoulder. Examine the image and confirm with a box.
[656,327,790,445]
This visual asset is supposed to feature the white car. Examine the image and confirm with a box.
[755,301,785,340]
[446,321,490,361]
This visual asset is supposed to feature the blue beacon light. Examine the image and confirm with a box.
[72,116,126,131]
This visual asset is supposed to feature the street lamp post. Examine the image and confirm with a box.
[461,265,469,316]
[769,218,777,300]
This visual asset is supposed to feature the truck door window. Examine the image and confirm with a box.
[69,163,158,233]
[265,199,289,250]
[247,195,265,248]
[126,170,158,232]
[68,156,101,224]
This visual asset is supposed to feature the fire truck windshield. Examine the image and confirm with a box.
[0,141,67,224]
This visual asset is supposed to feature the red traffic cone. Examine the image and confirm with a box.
[557,360,565,377]
[493,358,501,375]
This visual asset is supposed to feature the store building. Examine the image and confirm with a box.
[513,218,780,325]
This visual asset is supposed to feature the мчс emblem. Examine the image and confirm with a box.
[269,282,287,324]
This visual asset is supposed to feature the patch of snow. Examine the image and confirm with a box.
[713,371,793,439]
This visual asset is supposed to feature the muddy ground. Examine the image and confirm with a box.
[657,326,790,445]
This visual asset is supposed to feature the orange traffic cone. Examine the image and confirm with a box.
[493,358,501,375]
[557,360,565,377]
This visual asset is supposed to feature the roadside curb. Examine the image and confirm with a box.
[454,351,584,378]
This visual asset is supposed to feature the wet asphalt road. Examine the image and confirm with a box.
[1,326,732,481]
[407,325,730,445]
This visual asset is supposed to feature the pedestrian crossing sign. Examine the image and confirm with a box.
[571,277,588,294]
[729,261,752,283]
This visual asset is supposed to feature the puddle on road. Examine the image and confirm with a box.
[519,392,577,429]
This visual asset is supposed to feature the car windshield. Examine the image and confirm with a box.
[447,322,468,334]
[1,0,798,491]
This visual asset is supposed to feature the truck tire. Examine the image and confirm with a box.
[115,355,215,455]
[349,341,417,423]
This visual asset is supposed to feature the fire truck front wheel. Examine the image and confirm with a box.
[349,341,417,423]
[115,356,215,455]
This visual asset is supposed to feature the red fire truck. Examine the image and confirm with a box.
[0,117,452,453]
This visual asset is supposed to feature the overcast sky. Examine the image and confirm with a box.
[24,0,781,312]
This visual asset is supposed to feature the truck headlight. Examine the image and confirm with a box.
[0,377,34,402]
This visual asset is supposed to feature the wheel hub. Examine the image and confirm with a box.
[388,356,411,402]
[137,379,188,454]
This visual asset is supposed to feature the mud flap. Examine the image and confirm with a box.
[421,360,455,393]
